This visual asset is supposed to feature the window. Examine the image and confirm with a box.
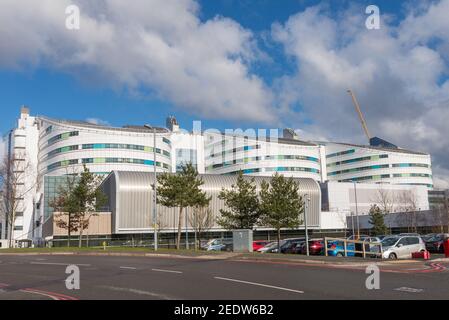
[406,237,419,245]
[14,226,23,231]
[326,149,355,158]
[48,131,79,145]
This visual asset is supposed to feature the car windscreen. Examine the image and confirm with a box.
[381,237,398,247]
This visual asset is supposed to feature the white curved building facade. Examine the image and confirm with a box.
[204,133,325,181]
[2,109,434,245]
[324,142,433,188]
[38,117,172,177]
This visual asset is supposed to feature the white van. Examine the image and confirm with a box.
[381,236,426,259]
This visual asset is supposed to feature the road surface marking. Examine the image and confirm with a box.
[20,288,78,300]
[100,285,171,299]
[30,262,91,267]
[214,277,304,294]
[151,268,183,274]
[394,287,424,293]
[120,266,137,270]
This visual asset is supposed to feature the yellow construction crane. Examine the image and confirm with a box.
[347,89,371,142]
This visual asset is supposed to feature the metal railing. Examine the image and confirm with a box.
[324,237,383,258]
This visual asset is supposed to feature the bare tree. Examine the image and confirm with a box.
[188,205,215,249]
[374,187,395,214]
[397,190,419,232]
[0,153,37,247]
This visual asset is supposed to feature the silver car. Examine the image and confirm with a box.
[381,236,426,259]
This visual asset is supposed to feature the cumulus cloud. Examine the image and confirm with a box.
[0,0,276,124]
[85,118,110,126]
[272,1,449,188]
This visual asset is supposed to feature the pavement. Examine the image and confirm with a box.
[0,252,448,300]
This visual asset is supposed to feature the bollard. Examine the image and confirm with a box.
[444,239,449,258]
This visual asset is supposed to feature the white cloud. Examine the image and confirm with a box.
[272,1,449,187]
[0,0,276,124]
[85,118,110,126]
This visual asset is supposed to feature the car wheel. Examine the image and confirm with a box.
[336,252,344,257]
[388,253,397,260]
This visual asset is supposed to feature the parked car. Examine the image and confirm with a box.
[297,239,324,255]
[327,236,381,257]
[253,240,270,251]
[398,233,421,237]
[280,238,305,254]
[422,233,438,242]
[203,238,233,251]
[425,233,449,253]
[381,236,426,259]
[327,241,356,257]
[257,241,284,253]
[346,234,370,241]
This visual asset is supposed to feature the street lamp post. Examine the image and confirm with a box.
[144,125,158,251]
[304,194,310,256]
[353,181,360,240]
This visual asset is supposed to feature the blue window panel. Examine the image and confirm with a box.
[144,160,155,166]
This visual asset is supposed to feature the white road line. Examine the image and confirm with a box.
[214,277,304,294]
[151,268,183,274]
[120,266,137,270]
[30,262,91,267]
[394,287,424,293]
[99,286,171,299]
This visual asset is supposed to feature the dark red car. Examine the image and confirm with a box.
[298,239,324,255]
[253,241,270,251]
[425,233,449,253]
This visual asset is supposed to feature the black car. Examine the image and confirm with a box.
[280,238,305,254]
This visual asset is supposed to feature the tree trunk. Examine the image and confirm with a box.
[67,214,71,247]
[78,216,84,248]
[177,207,183,250]
[277,228,281,254]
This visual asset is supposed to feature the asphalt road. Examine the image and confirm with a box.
[0,254,448,300]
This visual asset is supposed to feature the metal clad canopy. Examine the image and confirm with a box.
[101,171,321,234]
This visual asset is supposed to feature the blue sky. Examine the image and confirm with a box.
[0,0,448,186]
[0,0,416,133]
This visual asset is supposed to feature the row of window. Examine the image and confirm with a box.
[47,131,79,145]
[225,167,320,175]
[47,158,170,171]
[207,154,319,170]
[82,143,170,157]
[392,163,430,168]
[327,154,388,167]
[340,174,391,182]
[392,173,432,178]
[207,145,261,159]
[326,149,355,158]
[328,164,389,176]
[47,143,171,159]
[340,173,433,183]
[265,167,320,173]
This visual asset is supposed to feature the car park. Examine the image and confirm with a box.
[381,236,426,259]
